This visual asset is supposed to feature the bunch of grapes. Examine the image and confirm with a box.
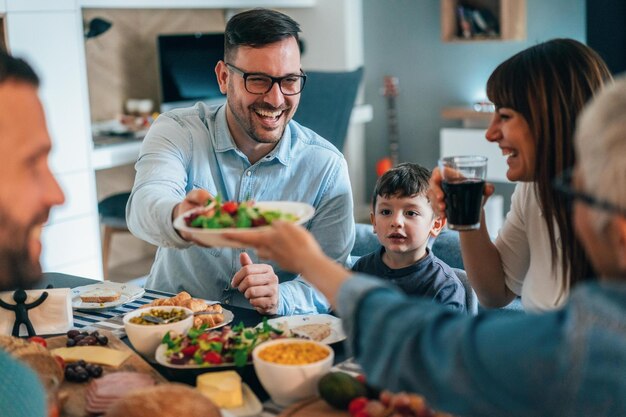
[66,329,108,347]
[64,360,103,383]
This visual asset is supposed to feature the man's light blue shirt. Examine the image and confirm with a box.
[127,103,355,315]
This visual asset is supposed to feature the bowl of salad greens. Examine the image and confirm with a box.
[173,197,315,248]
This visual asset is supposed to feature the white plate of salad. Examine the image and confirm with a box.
[173,198,315,248]
[155,320,286,369]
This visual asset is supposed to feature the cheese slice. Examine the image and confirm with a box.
[196,370,243,408]
[51,346,131,367]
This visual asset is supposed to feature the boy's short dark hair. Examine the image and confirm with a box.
[0,49,39,86]
[224,8,301,62]
[372,162,432,211]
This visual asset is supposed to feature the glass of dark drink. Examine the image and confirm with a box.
[438,155,488,231]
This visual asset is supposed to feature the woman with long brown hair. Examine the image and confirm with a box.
[430,38,612,311]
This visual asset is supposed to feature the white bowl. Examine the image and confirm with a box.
[252,338,334,407]
[173,201,315,248]
[123,306,194,358]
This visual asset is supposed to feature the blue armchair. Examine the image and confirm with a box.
[294,67,364,152]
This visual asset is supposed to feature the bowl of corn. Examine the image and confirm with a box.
[252,338,334,406]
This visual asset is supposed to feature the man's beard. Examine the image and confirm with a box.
[0,213,42,291]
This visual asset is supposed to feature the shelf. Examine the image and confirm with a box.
[441,0,526,42]
[441,106,493,120]
[79,0,315,9]
[92,140,142,171]
[441,106,493,128]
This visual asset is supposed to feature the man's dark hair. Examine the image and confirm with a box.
[224,8,301,62]
[372,163,432,211]
[0,49,39,86]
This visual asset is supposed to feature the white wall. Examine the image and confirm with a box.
[5,0,103,279]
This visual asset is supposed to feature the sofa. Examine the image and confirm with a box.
[351,223,524,315]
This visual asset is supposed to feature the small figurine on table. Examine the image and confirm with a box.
[0,288,48,337]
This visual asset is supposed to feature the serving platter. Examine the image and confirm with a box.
[71,282,145,310]
[46,330,167,417]
[173,201,315,248]
[261,314,346,345]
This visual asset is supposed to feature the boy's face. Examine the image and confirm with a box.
[371,193,443,259]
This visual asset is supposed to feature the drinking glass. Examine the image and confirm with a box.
[438,155,488,231]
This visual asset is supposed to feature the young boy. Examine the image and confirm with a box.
[351,163,467,312]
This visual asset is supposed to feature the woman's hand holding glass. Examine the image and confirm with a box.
[428,166,496,228]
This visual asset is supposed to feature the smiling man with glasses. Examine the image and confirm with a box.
[127,8,355,316]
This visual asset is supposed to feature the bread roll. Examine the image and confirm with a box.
[193,313,225,329]
[18,352,64,388]
[103,383,222,417]
[170,291,192,304]
[0,335,48,356]
[0,336,63,390]
[180,298,208,313]
[147,298,174,307]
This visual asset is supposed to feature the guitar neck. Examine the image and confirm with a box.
[386,95,400,167]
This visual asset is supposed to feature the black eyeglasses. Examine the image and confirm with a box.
[225,63,307,96]
[553,169,626,216]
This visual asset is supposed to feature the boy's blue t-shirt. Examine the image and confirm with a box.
[351,247,466,312]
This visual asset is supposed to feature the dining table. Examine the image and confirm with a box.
[34,272,356,417]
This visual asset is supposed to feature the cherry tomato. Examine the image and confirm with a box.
[221,201,238,215]
[203,351,223,365]
[348,397,369,416]
[181,345,199,357]
[28,336,47,347]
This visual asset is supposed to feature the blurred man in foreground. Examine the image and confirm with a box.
[225,77,626,417]
[0,49,66,417]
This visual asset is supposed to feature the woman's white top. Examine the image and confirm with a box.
[496,182,568,311]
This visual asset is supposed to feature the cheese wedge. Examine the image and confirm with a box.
[51,346,131,367]
[196,370,243,408]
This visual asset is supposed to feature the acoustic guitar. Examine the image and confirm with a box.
[375,75,400,176]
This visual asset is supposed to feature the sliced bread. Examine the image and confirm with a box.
[80,288,121,303]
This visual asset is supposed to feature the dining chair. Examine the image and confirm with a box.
[294,66,364,153]
[98,191,132,279]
